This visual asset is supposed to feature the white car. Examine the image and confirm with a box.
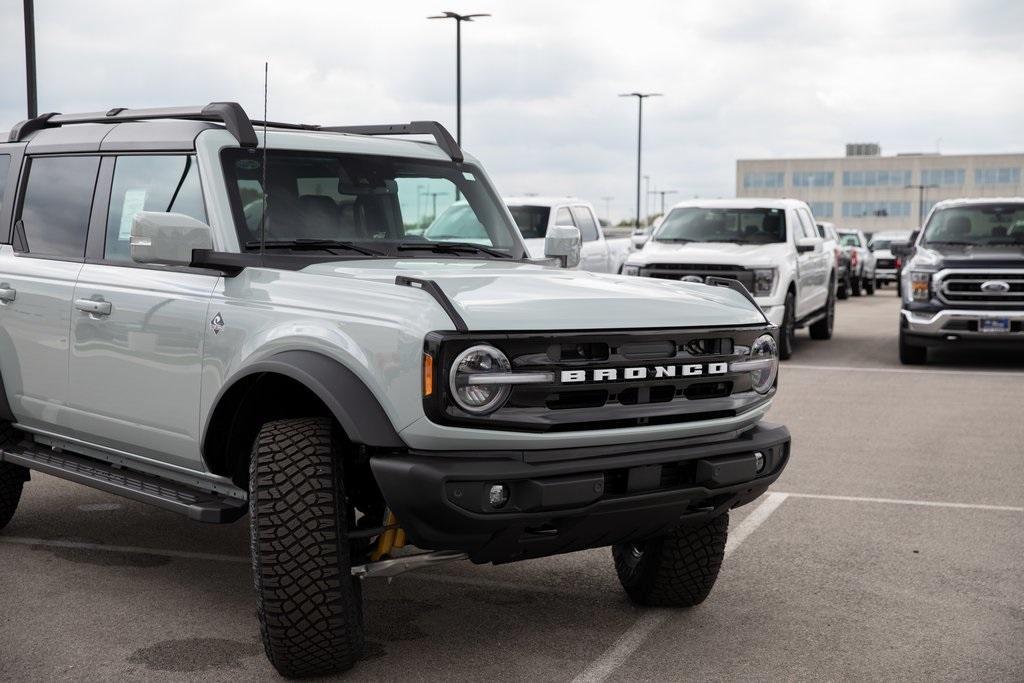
[623,198,836,358]
[836,229,877,296]
[505,197,632,273]
[868,230,912,288]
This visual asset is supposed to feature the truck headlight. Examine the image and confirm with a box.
[910,271,931,301]
[752,269,776,296]
[622,264,641,277]
[729,333,778,394]
[449,345,512,414]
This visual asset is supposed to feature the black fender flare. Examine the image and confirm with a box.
[202,350,406,455]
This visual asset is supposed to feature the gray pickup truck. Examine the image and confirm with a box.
[0,103,790,677]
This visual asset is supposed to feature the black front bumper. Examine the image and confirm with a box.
[370,422,790,564]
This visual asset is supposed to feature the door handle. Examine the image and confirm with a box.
[74,299,112,316]
[0,287,16,303]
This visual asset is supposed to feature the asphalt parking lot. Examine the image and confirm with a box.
[1,287,1022,682]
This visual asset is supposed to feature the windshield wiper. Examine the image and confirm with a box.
[396,241,512,259]
[982,239,1024,246]
[656,238,695,243]
[244,239,383,256]
[923,240,977,247]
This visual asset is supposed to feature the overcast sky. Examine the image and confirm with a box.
[1,0,1022,222]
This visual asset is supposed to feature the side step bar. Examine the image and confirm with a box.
[0,443,247,523]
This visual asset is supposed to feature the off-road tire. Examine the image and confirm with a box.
[0,422,28,531]
[899,329,927,365]
[612,512,729,607]
[865,277,875,295]
[250,417,365,678]
[809,288,835,340]
[779,291,796,360]
[851,275,862,296]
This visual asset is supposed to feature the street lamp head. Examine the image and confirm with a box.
[618,92,663,99]
[428,11,491,21]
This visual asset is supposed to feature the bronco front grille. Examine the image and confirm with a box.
[936,270,1024,306]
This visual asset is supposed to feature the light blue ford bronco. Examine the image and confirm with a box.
[0,103,789,677]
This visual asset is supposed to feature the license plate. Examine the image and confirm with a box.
[979,318,1010,334]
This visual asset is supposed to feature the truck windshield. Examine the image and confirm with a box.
[922,204,1024,246]
[653,207,786,244]
[839,234,862,247]
[221,149,523,257]
[508,206,551,239]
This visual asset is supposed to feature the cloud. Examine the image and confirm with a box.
[0,0,1021,222]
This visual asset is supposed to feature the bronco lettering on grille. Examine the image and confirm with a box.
[560,362,728,384]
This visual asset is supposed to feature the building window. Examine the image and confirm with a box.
[842,201,912,218]
[974,167,1021,185]
[841,169,911,187]
[921,168,965,186]
[792,171,833,187]
[743,172,784,189]
[807,201,833,218]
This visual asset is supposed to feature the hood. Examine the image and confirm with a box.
[916,244,1024,269]
[300,259,766,331]
[632,240,791,267]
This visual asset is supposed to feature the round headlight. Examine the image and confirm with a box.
[449,345,512,414]
[749,333,779,394]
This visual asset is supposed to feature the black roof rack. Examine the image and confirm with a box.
[6,104,464,162]
[8,102,258,148]
[322,121,463,163]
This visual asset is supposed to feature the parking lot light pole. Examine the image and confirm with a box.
[649,189,678,217]
[428,11,490,146]
[905,183,938,226]
[619,93,661,228]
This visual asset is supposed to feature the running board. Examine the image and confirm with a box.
[795,308,828,329]
[0,443,247,523]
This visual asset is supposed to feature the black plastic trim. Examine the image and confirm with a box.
[0,370,15,422]
[396,276,468,332]
[323,121,463,162]
[705,275,766,317]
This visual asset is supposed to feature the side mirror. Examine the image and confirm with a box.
[891,240,912,257]
[544,224,582,268]
[796,236,820,253]
[131,212,214,267]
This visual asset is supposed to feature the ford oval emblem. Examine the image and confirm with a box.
[681,275,704,284]
[980,280,1011,293]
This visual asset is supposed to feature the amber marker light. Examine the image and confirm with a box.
[423,353,434,396]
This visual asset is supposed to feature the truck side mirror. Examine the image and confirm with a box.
[545,224,582,268]
[131,211,214,267]
[795,236,820,253]
[891,241,912,257]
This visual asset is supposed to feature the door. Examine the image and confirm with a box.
[0,154,99,431]
[795,208,828,314]
[67,154,217,469]
[570,205,610,272]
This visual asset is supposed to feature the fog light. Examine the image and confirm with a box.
[754,451,765,473]
[488,483,509,509]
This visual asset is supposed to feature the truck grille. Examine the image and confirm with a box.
[643,264,755,291]
[876,258,896,269]
[936,270,1024,306]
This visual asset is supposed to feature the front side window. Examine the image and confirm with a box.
[654,207,786,244]
[922,204,1024,246]
[17,156,100,258]
[508,206,551,239]
[222,149,522,258]
[105,155,205,262]
[570,206,599,241]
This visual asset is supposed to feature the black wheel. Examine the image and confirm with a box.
[613,512,729,607]
[865,276,875,295]
[809,288,835,340]
[0,423,28,532]
[851,275,862,296]
[250,417,365,678]
[837,274,849,300]
[899,329,927,365]
[876,279,885,289]
[779,291,796,360]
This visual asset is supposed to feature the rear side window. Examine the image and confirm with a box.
[105,155,205,262]
[17,156,100,258]
[570,206,599,242]
[0,154,10,216]
[555,207,573,226]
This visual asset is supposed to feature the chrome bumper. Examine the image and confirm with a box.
[901,308,1024,336]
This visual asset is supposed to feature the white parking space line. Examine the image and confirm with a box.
[783,363,1022,378]
[570,492,789,683]
[778,491,1024,513]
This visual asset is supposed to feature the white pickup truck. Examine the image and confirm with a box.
[505,197,633,273]
[622,198,837,358]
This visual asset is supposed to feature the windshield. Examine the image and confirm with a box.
[222,149,522,257]
[654,207,786,244]
[839,234,862,247]
[508,206,551,239]
[922,204,1024,246]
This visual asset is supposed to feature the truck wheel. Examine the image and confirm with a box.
[250,417,365,678]
[0,423,28,531]
[612,512,729,607]
[837,275,849,300]
[851,275,862,296]
[809,289,835,340]
[899,329,927,365]
[865,277,875,295]
[779,292,795,360]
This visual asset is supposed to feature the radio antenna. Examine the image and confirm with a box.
[260,61,268,261]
